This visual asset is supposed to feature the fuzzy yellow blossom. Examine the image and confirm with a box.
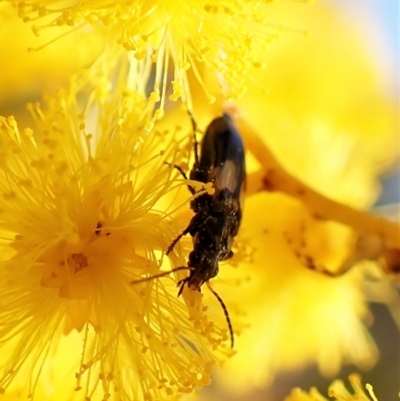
[0,74,238,400]
[0,5,101,111]
[5,0,312,106]
[285,374,380,401]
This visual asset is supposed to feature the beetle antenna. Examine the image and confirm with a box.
[130,266,191,285]
[206,281,234,348]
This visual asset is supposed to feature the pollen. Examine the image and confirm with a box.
[285,375,380,401]
[8,0,311,104]
[328,374,380,401]
[0,80,231,399]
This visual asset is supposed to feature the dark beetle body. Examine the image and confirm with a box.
[167,113,246,295]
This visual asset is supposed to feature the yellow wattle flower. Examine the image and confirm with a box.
[0,5,101,110]
[0,79,236,400]
[5,0,311,105]
[286,374,380,401]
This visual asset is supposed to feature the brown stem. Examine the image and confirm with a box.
[236,117,400,250]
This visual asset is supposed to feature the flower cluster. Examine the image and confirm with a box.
[8,0,313,104]
[0,0,399,400]
[0,78,235,400]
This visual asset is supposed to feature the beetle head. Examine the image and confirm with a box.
[184,249,219,291]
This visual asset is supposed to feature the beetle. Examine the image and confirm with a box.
[132,113,246,348]
[167,113,246,293]
[168,113,246,347]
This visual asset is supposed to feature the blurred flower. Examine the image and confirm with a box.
[0,4,101,115]
[0,71,237,400]
[217,196,379,387]
[183,0,400,392]
[4,0,312,105]
[285,374,380,401]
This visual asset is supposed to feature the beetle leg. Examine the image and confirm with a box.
[164,162,196,195]
[177,277,189,296]
[166,226,192,255]
[187,111,200,168]
[166,212,205,255]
